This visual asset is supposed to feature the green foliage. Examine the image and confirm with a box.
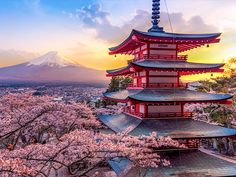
[103,76,132,106]
[195,58,236,93]
[206,105,236,127]
[107,76,132,92]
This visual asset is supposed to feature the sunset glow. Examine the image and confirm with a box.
[0,0,236,79]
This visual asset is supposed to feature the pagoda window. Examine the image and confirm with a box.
[139,71,146,76]
[139,104,145,114]
[141,77,147,84]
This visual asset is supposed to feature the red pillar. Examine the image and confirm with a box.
[146,70,149,88]
[175,45,178,59]
[145,104,148,118]
[181,103,184,116]
[177,72,180,87]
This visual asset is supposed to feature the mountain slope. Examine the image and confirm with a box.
[0,52,108,85]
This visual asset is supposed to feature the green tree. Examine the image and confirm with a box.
[107,76,132,92]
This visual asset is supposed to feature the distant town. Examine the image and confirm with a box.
[0,82,106,104]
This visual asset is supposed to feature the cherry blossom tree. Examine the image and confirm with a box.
[185,103,236,127]
[0,94,184,176]
[0,93,102,149]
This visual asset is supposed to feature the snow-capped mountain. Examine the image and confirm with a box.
[0,52,108,86]
[27,51,74,67]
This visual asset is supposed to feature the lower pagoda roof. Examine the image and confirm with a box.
[99,114,236,139]
[109,150,236,177]
[103,89,232,103]
[107,60,224,76]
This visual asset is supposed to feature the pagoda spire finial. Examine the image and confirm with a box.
[148,0,164,32]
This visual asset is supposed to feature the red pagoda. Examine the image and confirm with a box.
[99,0,236,176]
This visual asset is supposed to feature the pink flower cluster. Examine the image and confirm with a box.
[0,93,183,176]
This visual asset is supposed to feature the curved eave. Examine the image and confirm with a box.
[99,114,236,139]
[109,30,145,55]
[131,119,236,139]
[106,61,225,77]
[103,89,140,102]
[106,64,132,77]
[109,29,221,54]
[129,89,233,103]
[104,89,233,103]
[135,29,221,40]
[132,60,225,71]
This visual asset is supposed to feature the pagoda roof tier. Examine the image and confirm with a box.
[103,89,232,103]
[109,30,221,54]
[107,60,224,76]
[99,114,236,139]
[109,150,236,177]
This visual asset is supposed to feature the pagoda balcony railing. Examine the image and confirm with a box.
[124,109,193,118]
[145,112,193,118]
[128,83,188,89]
[133,54,188,61]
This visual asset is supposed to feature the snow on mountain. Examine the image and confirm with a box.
[27,51,74,67]
[0,51,108,86]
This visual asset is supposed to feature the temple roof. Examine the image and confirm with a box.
[109,30,221,54]
[133,60,224,69]
[139,30,221,39]
[99,114,236,139]
[103,89,232,103]
[107,60,224,76]
[109,150,236,177]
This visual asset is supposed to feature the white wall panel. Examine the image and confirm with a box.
[140,105,145,113]
[148,105,181,113]
[141,77,147,84]
[149,77,178,83]
[150,50,176,55]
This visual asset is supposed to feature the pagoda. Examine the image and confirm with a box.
[99,0,236,176]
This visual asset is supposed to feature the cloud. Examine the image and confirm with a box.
[161,13,217,33]
[65,4,218,44]
[0,49,37,67]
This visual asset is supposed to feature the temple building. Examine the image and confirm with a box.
[99,0,236,176]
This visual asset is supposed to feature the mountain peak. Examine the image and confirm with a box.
[27,51,74,67]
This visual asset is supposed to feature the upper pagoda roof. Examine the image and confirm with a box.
[109,150,236,177]
[103,89,232,103]
[107,60,224,76]
[99,114,236,139]
[109,30,221,54]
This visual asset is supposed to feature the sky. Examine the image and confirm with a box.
[0,0,236,74]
